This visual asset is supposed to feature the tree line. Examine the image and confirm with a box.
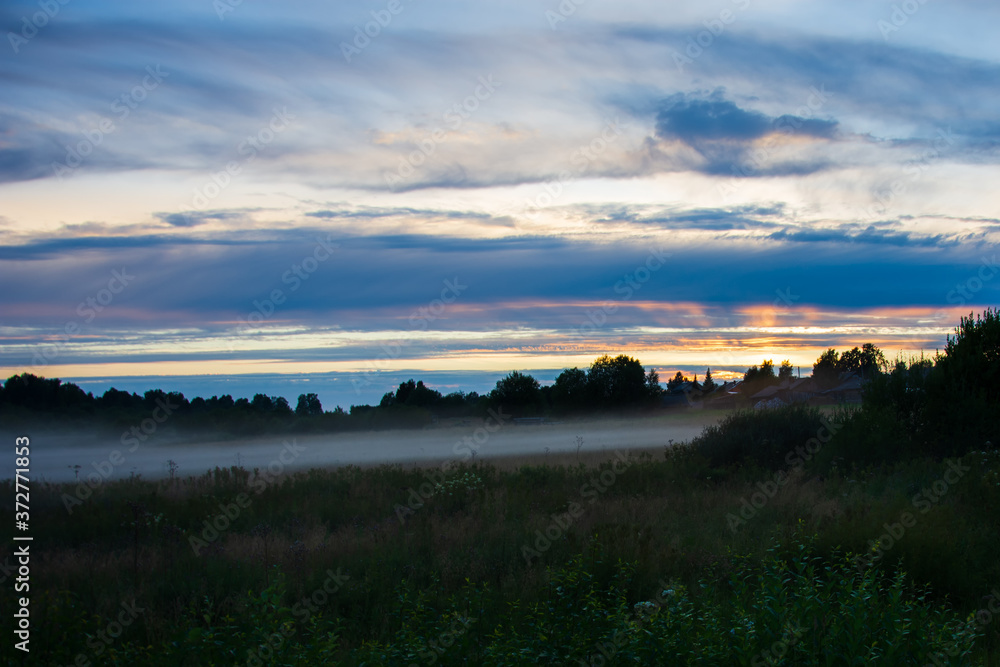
[0,348,870,432]
[2,309,995,441]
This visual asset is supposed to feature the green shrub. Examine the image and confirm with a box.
[857,309,1000,459]
[464,536,981,665]
[691,405,825,470]
[817,404,909,469]
[108,569,342,666]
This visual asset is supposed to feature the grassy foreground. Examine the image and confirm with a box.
[3,411,1000,665]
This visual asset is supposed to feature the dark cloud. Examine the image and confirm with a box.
[0,234,260,261]
[154,210,247,227]
[651,91,838,176]
[620,28,1000,154]
[592,204,786,231]
[0,223,989,333]
[768,226,952,248]
[0,110,165,184]
[657,95,772,142]
[156,213,205,227]
[0,113,71,183]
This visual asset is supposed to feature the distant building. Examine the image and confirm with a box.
[821,374,864,404]
[749,373,865,408]
[661,373,866,410]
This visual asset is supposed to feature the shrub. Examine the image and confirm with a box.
[817,404,909,469]
[691,404,825,470]
[477,536,981,665]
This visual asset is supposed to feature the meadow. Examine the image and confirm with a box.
[3,403,999,666]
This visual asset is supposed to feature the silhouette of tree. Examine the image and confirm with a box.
[667,371,686,392]
[295,393,322,416]
[813,345,887,386]
[744,360,776,384]
[702,368,717,392]
[812,349,840,387]
[587,355,649,406]
[251,393,274,413]
[273,396,292,415]
[646,368,664,398]
[941,309,1000,399]
[490,371,541,412]
[553,367,589,410]
[837,344,888,379]
[742,359,780,396]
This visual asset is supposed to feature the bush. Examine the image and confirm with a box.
[691,404,825,470]
[817,404,909,469]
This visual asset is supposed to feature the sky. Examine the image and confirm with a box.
[1,0,999,410]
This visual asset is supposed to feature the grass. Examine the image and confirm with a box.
[2,412,1000,665]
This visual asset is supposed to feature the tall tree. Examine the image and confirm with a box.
[742,359,780,396]
[940,309,1000,401]
[553,367,589,410]
[667,371,687,392]
[645,368,665,398]
[837,344,887,379]
[491,371,541,411]
[812,349,841,387]
[273,396,292,415]
[295,393,322,416]
[744,360,776,383]
[250,393,273,412]
[702,368,717,392]
[587,354,649,406]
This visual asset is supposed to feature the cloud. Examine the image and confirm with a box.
[657,95,769,142]
[154,210,249,227]
[305,206,495,221]
[651,90,838,176]
[3,10,997,194]
[0,219,988,331]
[590,203,787,231]
[0,113,73,183]
[768,226,952,248]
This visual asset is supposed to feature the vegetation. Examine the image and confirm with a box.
[547,354,664,413]
[690,403,830,470]
[4,437,998,664]
[832,309,999,463]
[0,354,669,435]
[812,343,889,387]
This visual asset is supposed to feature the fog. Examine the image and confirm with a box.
[2,413,722,484]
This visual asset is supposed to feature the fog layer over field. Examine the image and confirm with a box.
[2,413,723,483]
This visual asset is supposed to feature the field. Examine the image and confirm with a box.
[3,405,999,665]
[0,410,727,484]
